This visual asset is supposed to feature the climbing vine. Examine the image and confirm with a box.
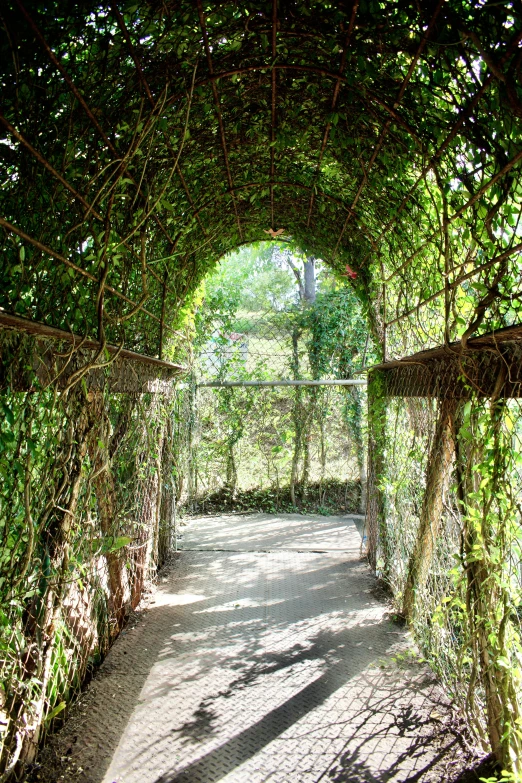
[185,250,373,515]
[1,0,522,776]
[0,330,180,776]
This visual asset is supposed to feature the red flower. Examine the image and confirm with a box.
[342,264,358,280]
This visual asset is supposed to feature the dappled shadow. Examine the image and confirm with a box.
[34,515,471,783]
[152,621,442,783]
[174,702,219,744]
[326,734,462,783]
[158,646,373,782]
[180,512,364,553]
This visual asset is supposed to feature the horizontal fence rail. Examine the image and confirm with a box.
[197,379,367,388]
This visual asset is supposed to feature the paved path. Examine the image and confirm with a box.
[37,514,469,783]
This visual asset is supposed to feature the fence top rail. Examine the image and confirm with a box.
[0,311,186,373]
[197,379,367,387]
[369,322,522,372]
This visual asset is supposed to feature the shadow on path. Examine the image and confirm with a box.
[32,516,473,783]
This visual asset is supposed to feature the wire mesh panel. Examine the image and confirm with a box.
[367,348,522,762]
[183,384,365,515]
[0,329,180,773]
[196,309,345,384]
[188,285,370,515]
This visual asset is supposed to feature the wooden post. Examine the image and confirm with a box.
[457,375,522,774]
[402,397,458,621]
[366,370,388,573]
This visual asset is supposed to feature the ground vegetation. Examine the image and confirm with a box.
[182,244,371,516]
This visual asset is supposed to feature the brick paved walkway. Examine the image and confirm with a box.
[37,514,469,783]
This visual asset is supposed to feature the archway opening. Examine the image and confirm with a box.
[180,240,372,516]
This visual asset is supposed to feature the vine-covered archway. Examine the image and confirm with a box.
[2,0,521,351]
[1,1,521,777]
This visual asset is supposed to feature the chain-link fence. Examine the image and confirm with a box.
[184,297,369,516]
[196,311,294,383]
[0,327,180,774]
[195,308,361,384]
[366,342,522,768]
[180,383,365,516]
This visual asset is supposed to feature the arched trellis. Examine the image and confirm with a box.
[1,0,521,358]
[1,0,522,777]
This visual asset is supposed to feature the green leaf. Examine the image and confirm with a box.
[1,403,14,427]
[105,536,132,553]
[45,701,66,724]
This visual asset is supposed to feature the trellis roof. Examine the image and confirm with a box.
[1,0,521,362]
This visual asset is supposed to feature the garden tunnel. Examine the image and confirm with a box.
[1,0,522,778]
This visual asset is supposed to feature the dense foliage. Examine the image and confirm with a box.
[185,244,372,515]
[1,0,521,355]
[1,0,522,777]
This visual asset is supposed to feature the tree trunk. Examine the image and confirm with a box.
[187,380,197,512]
[319,414,326,496]
[290,399,302,507]
[366,370,388,573]
[456,377,522,774]
[300,388,316,501]
[301,432,311,501]
[303,257,316,303]
[285,254,315,302]
[225,444,237,495]
[158,417,176,563]
[87,392,127,634]
[359,456,367,515]
[347,386,366,515]
[402,398,458,621]
[290,327,302,506]
[130,408,165,608]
